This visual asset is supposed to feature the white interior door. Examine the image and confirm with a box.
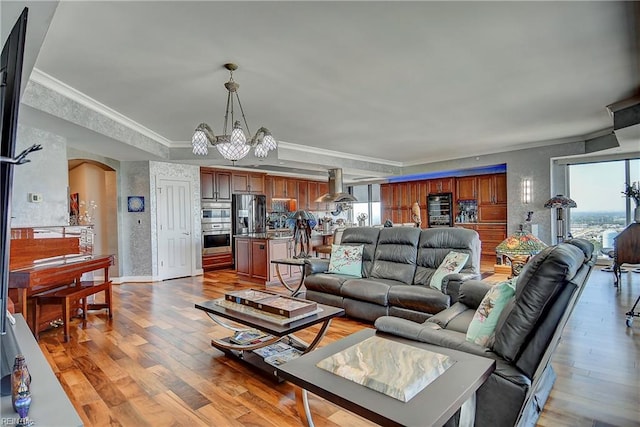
[157,177,192,280]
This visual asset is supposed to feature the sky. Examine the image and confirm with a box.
[569,159,639,212]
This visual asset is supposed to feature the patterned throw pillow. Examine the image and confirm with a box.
[429,251,470,291]
[327,244,364,277]
[465,278,517,347]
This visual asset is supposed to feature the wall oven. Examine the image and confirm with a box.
[201,201,232,255]
[202,223,232,255]
[201,201,232,224]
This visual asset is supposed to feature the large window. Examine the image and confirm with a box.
[350,184,381,226]
[569,158,639,254]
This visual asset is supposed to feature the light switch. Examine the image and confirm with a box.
[28,193,43,203]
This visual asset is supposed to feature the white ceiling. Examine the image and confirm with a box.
[3,1,639,180]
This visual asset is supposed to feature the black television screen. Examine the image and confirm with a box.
[0,7,28,335]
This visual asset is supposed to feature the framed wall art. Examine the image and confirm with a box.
[127,196,145,213]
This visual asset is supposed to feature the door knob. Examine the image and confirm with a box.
[182,232,190,236]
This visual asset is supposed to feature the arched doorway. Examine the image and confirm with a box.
[68,159,118,277]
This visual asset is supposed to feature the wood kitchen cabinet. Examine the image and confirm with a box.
[381,184,393,208]
[456,223,507,261]
[428,178,454,195]
[272,176,287,198]
[392,183,403,208]
[308,181,319,210]
[232,172,265,194]
[477,223,507,260]
[381,182,424,225]
[317,181,328,200]
[200,168,232,201]
[297,180,309,210]
[235,237,251,276]
[456,176,477,200]
[202,253,233,270]
[235,236,268,282]
[477,173,507,222]
[478,173,507,205]
[403,182,419,208]
[272,176,297,199]
[251,239,268,280]
[236,236,301,285]
[264,176,273,210]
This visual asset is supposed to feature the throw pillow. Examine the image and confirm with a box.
[465,278,517,347]
[327,244,364,277]
[429,251,470,291]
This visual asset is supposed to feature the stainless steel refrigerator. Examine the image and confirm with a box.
[232,194,267,235]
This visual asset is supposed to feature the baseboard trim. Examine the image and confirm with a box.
[111,271,204,284]
[112,276,155,284]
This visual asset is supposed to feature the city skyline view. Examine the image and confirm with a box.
[569,158,638,251]
[569,160,638,213]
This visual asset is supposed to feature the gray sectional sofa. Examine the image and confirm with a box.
[374,238,596,427]
[304,226,482,323]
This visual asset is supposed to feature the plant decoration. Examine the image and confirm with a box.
[622,182,640,207]
[356,212,368,222]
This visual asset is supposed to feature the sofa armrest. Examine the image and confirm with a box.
[374,315,440,341]
[375,315,493,359]
[426,302,470,328]
[457,280,493,309]
[442,272,481,302]
[304,258,330,275]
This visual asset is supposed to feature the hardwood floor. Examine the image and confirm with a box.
[35,267,640,426]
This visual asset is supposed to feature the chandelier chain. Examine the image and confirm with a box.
[234,91,251,140]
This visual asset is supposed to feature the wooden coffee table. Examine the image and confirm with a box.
[276,328,495,427]
[195,298,344,379]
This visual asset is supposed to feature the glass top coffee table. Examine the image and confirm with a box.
[276,328,495,427]
[195,297,344,380]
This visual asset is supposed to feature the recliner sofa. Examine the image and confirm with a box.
[304,226,482,322]
[374,238,596,427]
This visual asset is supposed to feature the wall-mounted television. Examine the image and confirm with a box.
[1,6,29,395]
[1,6,28,337]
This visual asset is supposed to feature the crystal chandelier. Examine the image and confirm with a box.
[192,63,277,162]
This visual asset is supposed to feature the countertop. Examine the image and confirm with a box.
[235,232,293,240]
[235,230,334,240]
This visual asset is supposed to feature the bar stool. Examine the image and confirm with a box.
[313,228,344,258]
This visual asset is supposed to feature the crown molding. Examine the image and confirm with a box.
[172,138,405,167]
[30,68,173,147]
[277,141,404,167]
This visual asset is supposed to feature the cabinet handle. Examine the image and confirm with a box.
[259,244,265,250]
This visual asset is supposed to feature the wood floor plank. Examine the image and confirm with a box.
[31,265,640,426]
[80,400,122,426]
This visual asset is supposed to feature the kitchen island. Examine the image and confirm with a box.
[234,231,328,286]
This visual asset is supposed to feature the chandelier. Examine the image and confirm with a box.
[192,63,276,162]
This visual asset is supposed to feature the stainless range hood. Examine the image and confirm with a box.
[315,168,357,203]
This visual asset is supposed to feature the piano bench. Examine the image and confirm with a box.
[34,280,113,342]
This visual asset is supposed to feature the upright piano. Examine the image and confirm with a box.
[8,226,114,336]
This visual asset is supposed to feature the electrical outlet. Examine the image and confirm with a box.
[28,193,43,203]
